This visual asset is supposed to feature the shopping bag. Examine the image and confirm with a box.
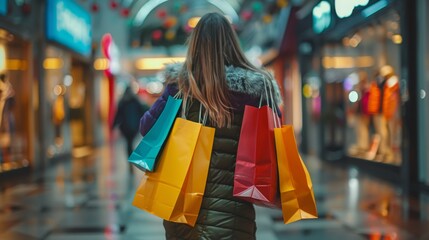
[133,117,214,226]
[169,125,215,226]
[233,105,280,207]
[128,96,182,172]
[274,125,318,224]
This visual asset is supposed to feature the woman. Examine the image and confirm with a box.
[139,12,281,240]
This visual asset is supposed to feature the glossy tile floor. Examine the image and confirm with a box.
[1,139,429,240]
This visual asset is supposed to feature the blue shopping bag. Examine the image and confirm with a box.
[128,96,182,171]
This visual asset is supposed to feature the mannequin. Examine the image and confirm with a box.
[355,71,370,152]
[373,66,399,163]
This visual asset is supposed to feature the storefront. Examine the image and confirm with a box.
[0,0,35,175]
[42,0,94,160]
[325,7,402,166]
[298,0,407,181]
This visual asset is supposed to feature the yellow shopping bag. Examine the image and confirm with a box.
[132,118,201,221]
[274,125,318,224]
[133,117,215,226]
[170,125,215,226]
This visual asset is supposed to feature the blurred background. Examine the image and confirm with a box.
[0,0,428,239]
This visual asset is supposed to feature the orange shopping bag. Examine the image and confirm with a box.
[132,117,215,226]
[274,125,318,224]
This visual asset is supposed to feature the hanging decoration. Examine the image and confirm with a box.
[109,0,119,10]
[165,29,176,41]
[91,1,99,13]
[262,15,272,24]
[251,1,264,13]
[121,8,130,17]
[152,30,163,41]
[156,8,167,19]
[241,10,253,21]
[163,16,178,29]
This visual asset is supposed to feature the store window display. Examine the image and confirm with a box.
[373,66,400,163]
[44,46,93,158]
[0,33,31,172]
[322,10,402,165]
[44,46,73,157]
[347,66,401,165]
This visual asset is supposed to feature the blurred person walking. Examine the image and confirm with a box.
[112,85,149,171]
[139,12,281,240]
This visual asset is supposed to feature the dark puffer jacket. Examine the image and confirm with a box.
[139,64,281,240]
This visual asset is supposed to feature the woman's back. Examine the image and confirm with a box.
[138,12,281,240]
[161,63,279,240]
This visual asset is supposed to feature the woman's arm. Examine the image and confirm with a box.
[139,84,178,136]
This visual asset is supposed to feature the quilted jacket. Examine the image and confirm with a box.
[139,64,281,240]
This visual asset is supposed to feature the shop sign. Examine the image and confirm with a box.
[335,0,370,18]
[0,0,7,15]
[46,0,92,57]
[313,1,332,34]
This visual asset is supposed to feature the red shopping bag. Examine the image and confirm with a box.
[233,105,280,207]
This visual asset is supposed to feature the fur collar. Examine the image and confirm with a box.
[163,63,282,104]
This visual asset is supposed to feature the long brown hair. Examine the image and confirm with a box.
[177,12,271,128]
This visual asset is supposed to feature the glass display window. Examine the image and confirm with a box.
[44,46,93,159]
[44,46,73,158]
[322,9,402,165]
[0,29,31,172]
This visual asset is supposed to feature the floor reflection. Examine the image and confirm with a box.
[0,139,428,240]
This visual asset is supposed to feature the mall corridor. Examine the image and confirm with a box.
[1,0,429,239]
[0,139,428,240]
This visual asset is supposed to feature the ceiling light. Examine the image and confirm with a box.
[135,57,186,70]
[94,58,110,70]
[43,58,64,70]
